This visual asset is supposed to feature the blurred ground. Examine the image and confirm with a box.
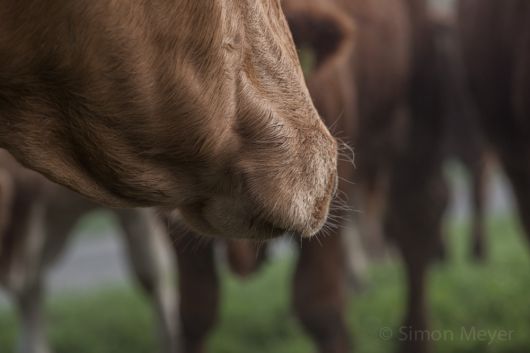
[0,212,528,353]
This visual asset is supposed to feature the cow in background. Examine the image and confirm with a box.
[0,149,179,353]
[284,1,412,351]
[431,0,493,261]
[458,0,530,244]
[286,1,451,353]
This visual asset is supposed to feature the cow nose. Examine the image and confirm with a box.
[330,170,338,197]
[296,170,337,238]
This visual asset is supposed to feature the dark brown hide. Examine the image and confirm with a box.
[458,0,530,243]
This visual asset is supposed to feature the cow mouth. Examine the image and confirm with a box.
[179,201,287,240]
[247,216,288,239]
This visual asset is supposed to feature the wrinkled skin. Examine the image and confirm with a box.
[0,0,338,240]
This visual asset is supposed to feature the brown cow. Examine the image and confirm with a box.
[174,2,490,353]
[382,2,450,353]
[165,2,354,351]
[156,2,491,353]
[285,1,411,352]
[458,0,530,245]
[432,11,493,261]
[0,0,338,241]
[288,1,451,353]
[0,149,179,353]
[175,3,500,353]
[170,1,411,352]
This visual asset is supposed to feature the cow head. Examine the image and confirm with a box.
[0,0,337,239]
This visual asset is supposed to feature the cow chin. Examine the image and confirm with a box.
[178,198,287,240]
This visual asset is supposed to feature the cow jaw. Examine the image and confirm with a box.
[0,0,338,240]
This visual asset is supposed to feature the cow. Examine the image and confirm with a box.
[285,1,412,352]
[158,1,355,351]
[431,10,493,261]
[173,2,506,353]
[172,1,501,353]
[285,1,452,353]
[0,149,180,353]
[134,2,486,353]
[457,0,530,246]
[0,0,338,241]
[169,0,411,352]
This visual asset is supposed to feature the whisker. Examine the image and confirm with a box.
[326,110,346,134]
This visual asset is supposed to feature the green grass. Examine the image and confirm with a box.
[347,216,530,353]
[0,216,528,353]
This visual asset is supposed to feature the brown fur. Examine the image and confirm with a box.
[169,1,412,352]
[382,3,450,353]
[225,240,267,277]
[458,0,530,242]
[171,2,506,353]
[277,2,473,353]
[0,0,338,240]
[433,14,493,260]
[110,2,499,353]
[285,1,412,352]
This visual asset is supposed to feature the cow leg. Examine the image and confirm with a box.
[116,209,181,353]
[497,147,530,246]
[469,158,490,260]
[386,164,448,353]
[386,30,448,351]
[14,199,92,353]
[9,202,51,353]
[13,281,50,353]
[386,161,448,353]
[385,139,448,353]
[293,233,350,353]
[341,220,368,291]
[358,175,390,260]
[173,228,219,353]
[0,169,14,241]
